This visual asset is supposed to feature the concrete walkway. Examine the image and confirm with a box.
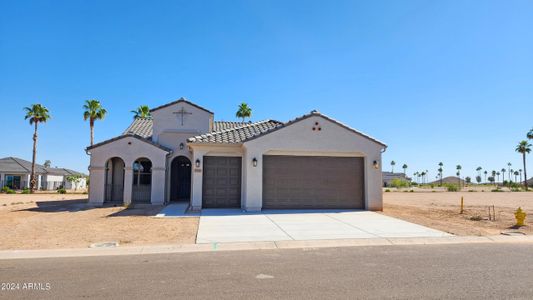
[197,209,450,243]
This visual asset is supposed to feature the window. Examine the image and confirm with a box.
[133,159,152,186]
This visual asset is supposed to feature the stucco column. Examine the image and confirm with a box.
[25,174,31,188]
[151,167,166,205]
[190,149,207,211]
[0,173,4,187]
[123,167,134,205]
[242,148,262,211]
[88,167,105,206]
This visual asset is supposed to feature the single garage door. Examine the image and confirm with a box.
[202,156,242,208]
[263,155,364,209]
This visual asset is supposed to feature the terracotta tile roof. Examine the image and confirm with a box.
[187,120,284,144]
[123,118,260,140]
[123,117,153,138]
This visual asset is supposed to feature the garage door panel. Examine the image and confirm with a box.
[202,157,242,208]
[263,155,364,209]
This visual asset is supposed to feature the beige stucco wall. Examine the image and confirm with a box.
[151,101,213,147]
[88,136,169,205]
[242,115,385,211]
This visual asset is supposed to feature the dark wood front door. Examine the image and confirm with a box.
[202,156,242,208]
[170,156,192,202]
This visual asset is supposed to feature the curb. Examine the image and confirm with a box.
[1,235,533,260]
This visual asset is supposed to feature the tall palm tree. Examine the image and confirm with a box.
[496,172,501,184]
[507,162,512,183]
[402,164,408,175]
[492,170,496,186]
[236,103,252,123]
[456,165,462,188]
[483,170,488,183]
[515,140,531,190]
[476,167,482,177]
[501,168,506,183]
[527,128,533,140]
[83,100,107,146]
[438,162,444,186]
[131,105,151,119]
[390,161,396,173]
[24,104,51,192]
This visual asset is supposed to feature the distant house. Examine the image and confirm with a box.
[0,157,87,190]
[429,176,465,186]
[382,172,411,187]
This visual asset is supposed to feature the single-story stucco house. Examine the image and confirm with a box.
[382,172,412,187]
[0,157,87,190]
[86,98,387,211]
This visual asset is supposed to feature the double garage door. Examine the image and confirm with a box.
[263,155,365,209]
[202,155,365,209]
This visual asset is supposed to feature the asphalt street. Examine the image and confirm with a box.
[1,243,533,299]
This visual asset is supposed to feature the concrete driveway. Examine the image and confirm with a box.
[196,210,450,243]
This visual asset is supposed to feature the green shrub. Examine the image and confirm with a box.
[21,187,30,194]
[57,188,67,194]
[491,188,503,192]
[384,189,391,193]
[409,189,414,193]
[390,179,409,189]
[445,184,459,192]
[468,190,475,192]
[1,186,15,194]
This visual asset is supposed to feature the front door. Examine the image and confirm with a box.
[170,156,192,202]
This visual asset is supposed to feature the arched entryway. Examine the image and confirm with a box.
[170,156,192,202]
[132,158,152,204]
[104,157,125,203]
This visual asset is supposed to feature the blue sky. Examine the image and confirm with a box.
[0,0,532,179]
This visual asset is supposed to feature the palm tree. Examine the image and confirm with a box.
[402,164,408,175]
[496,172,501,184]
[236,103,252,123]
[492,170,496,186]
[519,169,523,183]
[483,170,488,183]
[83,100,107,146]
[456,165,462,188]
[43,160,51,168]
[438,162,444,186]
[476,167,482,177]
[131,105,151,119]
[24,104,51,192]
[515,140,531,190]
[501,168,506,183]
[390,161,396,173]
[508,162,512,183]
[527,128,533,140]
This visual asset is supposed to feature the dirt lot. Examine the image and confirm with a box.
[0,194,198,250]
[382,191,533,236]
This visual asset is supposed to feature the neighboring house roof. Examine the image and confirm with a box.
[242,110,387,147]
[0,157,48,174]
[149,97,214,114]
[0,157,86,176]
[213,121,252,132]
[85,133,172,152]
[188,120,284,144]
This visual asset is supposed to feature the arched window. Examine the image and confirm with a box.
[133,158,152,186]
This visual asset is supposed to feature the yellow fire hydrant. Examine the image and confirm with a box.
[515,207,527,227]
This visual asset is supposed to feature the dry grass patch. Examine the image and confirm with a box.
[0,194,198,250]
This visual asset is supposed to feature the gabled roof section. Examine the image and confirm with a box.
[85,134,172,152]
[123,117,153,138]
[149,97,214,114]
[243,110,387,147]
[123,118,252,138]
[188,120,284,144]
[46,168,87,177]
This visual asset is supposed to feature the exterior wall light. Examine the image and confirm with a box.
[252,158,258,167]
[179,143,184,150]
[195,159,201,168]
[373,160,380,170]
